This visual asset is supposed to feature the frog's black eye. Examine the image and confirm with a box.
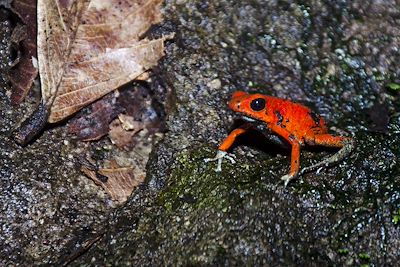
[250,98,266,111]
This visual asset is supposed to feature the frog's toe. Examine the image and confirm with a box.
[204,150,230,163]
[204,150,236,172]
[280,173,296,187]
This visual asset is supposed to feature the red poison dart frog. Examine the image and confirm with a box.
[205,91,354,186]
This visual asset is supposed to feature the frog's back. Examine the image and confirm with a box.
[268,97,328,139]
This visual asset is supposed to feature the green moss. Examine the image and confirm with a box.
[358,252,370,260]
[392,209,400,225]
[387,82,400,91]
[136,130,399,265]
[337,248,349,256]
[158,146,265,213]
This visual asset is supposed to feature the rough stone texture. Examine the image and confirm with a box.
[1,0,399,266]
[73,0,399,266]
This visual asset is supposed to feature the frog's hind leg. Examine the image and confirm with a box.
[280,141,301,187]
[301,134,354,176]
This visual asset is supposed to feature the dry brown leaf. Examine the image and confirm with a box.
[105,84,166,149]
[38,0,169,123]
[68,81,166,142]
[68,92,121,141]
[117,114,140,131]
[81,161,144,204]
[109,116,144,149]
[13,0,172,145]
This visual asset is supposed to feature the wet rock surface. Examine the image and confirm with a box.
[74,0,399,266]
[1,0,399,266]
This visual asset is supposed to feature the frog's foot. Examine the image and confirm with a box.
[280,173,297,187]
[204,150,236,172]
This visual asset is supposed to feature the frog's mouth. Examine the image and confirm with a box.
[241,115,257,123]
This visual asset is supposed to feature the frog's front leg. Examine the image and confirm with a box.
[205,125,250,172]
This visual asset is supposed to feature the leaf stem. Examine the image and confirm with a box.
[13,102,49,145]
